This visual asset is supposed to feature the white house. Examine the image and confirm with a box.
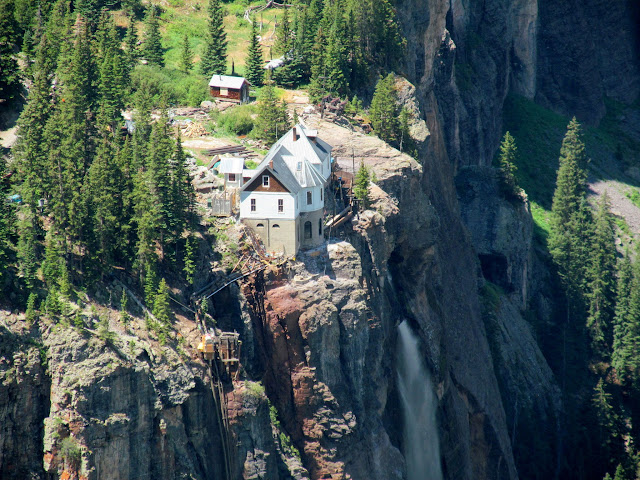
[218,156,246,189]
[240,124,332,254]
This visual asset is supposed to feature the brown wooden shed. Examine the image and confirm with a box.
[208,75,250,104]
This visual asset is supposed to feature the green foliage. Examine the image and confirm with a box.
[245,19,263,87]
[354,163,371,209]
[144,264,158,308]
[497,132,520,199]
[152,278,171,325]
[179,34,193,74]
[119,289,130,323]
[183,235,196,285]
[369,74,399,144]
[200,0,227,76]
[0,0,21,101]
[25,292,38,325]
[252,82,289,144]
[269,402,301,459]
[98,314,115,344]
[60,436,82,470]
[130,64,209,107]
[217,107,255,135]
[142,7,164,67]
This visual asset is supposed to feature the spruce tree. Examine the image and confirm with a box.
[548,118,591,310]
[16,213,38,291]
[0,155,14,285]
[586,193,617,356]
[144,263,158,307]
[124,16,139,69]
[200,0,227,76]
[179,34,193,74]
[245,19,264,87]
[612,251,632,374]
[0,0,21,101]
[184,234,196,285]
[252,82,290,144]
[153,278,171,324]
[369,74,399,144]
[354,163,371,209]
[142,6,164,67]
[273,7,292,57]
[497,131,520,198]
[308,26,327,102]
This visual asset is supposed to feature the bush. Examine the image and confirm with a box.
[130,65,209,107]
[217,107,255,135]
[60,437,82,470]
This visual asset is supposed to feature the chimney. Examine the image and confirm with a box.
[292,126,297,141]
[269,160,273,169]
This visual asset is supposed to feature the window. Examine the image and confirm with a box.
[256,223,264,228]
[278,198,284,213]
[251,198,256,212]
[304,221,312,239]
[220,87,228,96]
[320,189,323,201]
[272,224,280,228]
[262,175,269,187]
[307,191,312,205]
[297,161,302,171]
[318,218,322,235]
[228,173,236,182]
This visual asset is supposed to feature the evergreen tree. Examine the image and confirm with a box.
[179,34,193,74]
[354,163,370,209]
[612,252,633,374]
[497,131,520,198]
[170,131,194,235]
[184,234,196,285]
[200,0,227,76]
[142,6,164,67]
[124,15,139,68]
[369,74,399,144]
[586,193,617,356]
[398,107,416,157]
[0,0,21,101]
[16,213,38,291]
[548,118,591,310]
[323,9,349,97]
[613,464,625,480]
[0,155,14,285]
[252,82,289,143]
[144,263,157,307]
[95,14,127,131]
[274,7,292,57]
[308,26,327,102]
[42,229,65,289]
[153,278,171,324]
[25,292,38,324]
[245,19,264,87]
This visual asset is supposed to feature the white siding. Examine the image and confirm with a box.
[240,191,296,219]
[298,186,324,213]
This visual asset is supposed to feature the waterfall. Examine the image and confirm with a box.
[397,320,443,480]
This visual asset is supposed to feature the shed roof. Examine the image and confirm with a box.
[218,156,245,174]
[208,75,249,89]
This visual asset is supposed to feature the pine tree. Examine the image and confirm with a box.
[0,0,21,101]
[586,193,617,356]
[200,0,227,76]
[124,15,139,69]
[142,6,164,67]
[497,131,520,198]
[252,82,290,143]
[369,74,399,144]
[273,7,292,57]
[184,234,196,285]
[245,19,264,87]
[354,163,370,209]
[25,292,38,324]
[613,464,625,480]
[144,263,158,307]
[17,213,38,291]
[42,229,65,289]
[308,26,327,102]
[0,155,15,285]
[179,34,193,74]
[612,252,632,374]
[95,14,127,131]
[170,131,194,236]
[153,278,171,324]
[548,118,591,310]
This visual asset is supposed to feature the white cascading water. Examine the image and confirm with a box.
[397,320,443,480]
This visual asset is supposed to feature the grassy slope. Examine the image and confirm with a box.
[502,94,640,245]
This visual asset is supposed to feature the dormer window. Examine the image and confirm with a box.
[262,175,269,187]
[297,161,302,171]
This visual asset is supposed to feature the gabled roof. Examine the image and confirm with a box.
[241,124,331,194]
[218,156,245,174]
[208,75,249,89]
[244,154,301,194]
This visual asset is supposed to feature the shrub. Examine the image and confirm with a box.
[217,108,255,135]
[60,437,82,470]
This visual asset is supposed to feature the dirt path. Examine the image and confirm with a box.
[589,178,640,238]
[0,126,17,149]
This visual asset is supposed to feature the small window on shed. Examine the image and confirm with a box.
[228,173,236,182]
[262,175,270,187]
[297,161,302,171]
[220,87,228,96]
